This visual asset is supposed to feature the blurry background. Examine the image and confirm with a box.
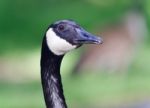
[0,0,150,108]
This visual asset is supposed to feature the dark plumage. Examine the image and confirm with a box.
[40,20,103,108]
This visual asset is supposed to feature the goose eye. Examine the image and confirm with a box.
[58,25,65,31]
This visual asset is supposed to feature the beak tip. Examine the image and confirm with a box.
[96,37,103,44]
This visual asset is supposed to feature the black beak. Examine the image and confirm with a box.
[74,28,103,44]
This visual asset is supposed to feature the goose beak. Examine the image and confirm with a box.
[74,28,103,44]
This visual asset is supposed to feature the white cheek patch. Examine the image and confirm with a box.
[46,28,77,55]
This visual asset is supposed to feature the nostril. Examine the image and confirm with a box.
[83,34,89,38]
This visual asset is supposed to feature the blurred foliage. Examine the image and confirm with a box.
[145,0,150,31]
[0,0,143,54]
[0,0,150,107]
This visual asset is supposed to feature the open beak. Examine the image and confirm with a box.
[74,28,103,44]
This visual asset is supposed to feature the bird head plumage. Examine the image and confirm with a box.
[45,20,103,55]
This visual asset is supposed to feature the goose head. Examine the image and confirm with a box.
[45,20,103,55]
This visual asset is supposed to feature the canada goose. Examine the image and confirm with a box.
[40,20,103,108]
